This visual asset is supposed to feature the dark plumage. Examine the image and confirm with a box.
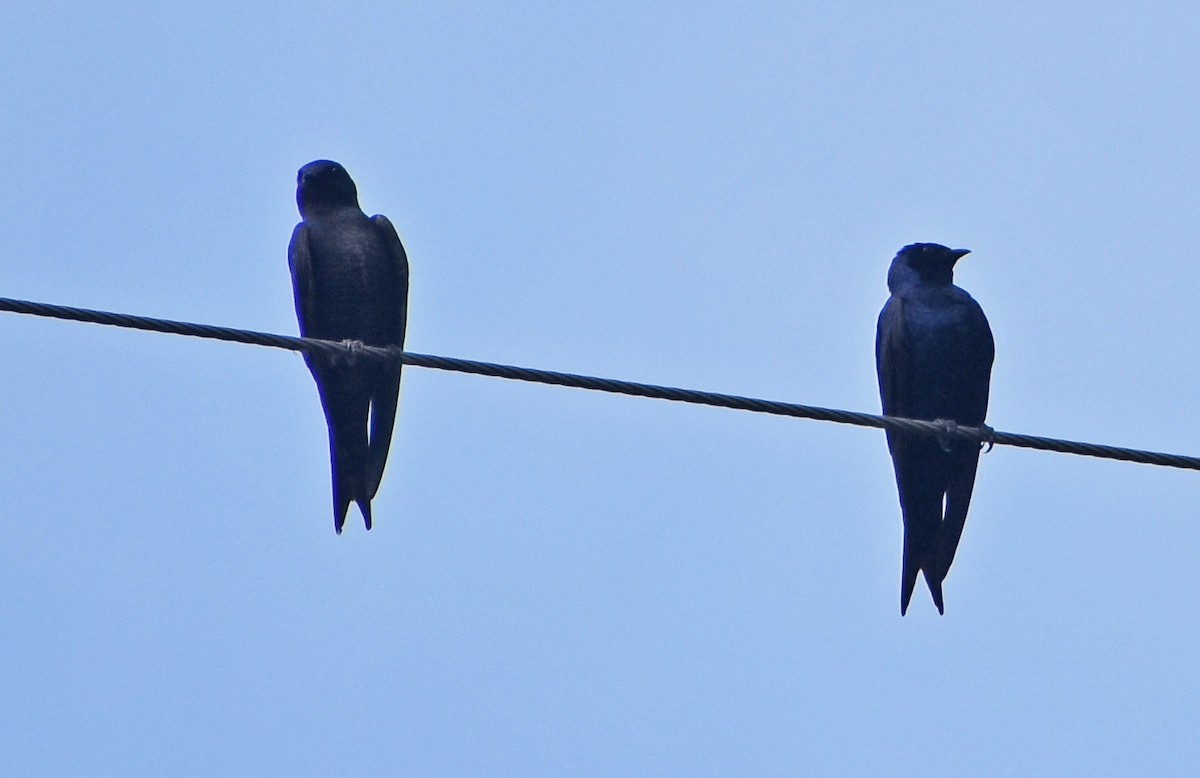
[289,160,409,533]
[876,243,994,614]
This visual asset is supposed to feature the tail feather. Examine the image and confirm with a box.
[332,469,353,534]
[940,447,982,579]
[329,424,369,533]
[901,535,945,616]
[924,568,945,615]
[318,371,374,534]
[336,429,372,531]
[331,453,373,531]
[900,550,920,616]
[366,362,403,498]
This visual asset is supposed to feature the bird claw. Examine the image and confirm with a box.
[339,339,365,366]
[978,423,996,454]
[933,418,957,452]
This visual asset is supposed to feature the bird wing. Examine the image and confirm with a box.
[877,294,946,614]
[371,214,409,345]
[875,296,910,419]
[288,223,317,340]
[364,214,410,497]
[939,295,994,576]
[960,298,995,424]
[290,221,360,531]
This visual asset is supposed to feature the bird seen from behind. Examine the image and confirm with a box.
[875,242,994,615]
[288,160,409,533]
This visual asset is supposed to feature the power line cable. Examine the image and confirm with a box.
[1,295,1197,472]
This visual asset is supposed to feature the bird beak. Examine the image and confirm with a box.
[951,248,971,262]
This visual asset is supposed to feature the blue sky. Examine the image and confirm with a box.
[3,2,1200,774]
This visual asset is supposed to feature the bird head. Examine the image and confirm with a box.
[889,243,970,289]
[296,160,360,217]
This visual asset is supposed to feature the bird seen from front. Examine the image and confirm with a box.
[289,160,409,533]
[875,243,994,614]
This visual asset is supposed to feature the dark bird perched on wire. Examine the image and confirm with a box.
[876,243,994,614]
[289,160,409,533]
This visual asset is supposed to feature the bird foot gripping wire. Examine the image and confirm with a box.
[339,339,366,366]
[978,423,995,454]
[933,418,958,452]
[932,419,995,453]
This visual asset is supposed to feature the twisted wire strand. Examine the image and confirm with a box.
[1,295,1197,471]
